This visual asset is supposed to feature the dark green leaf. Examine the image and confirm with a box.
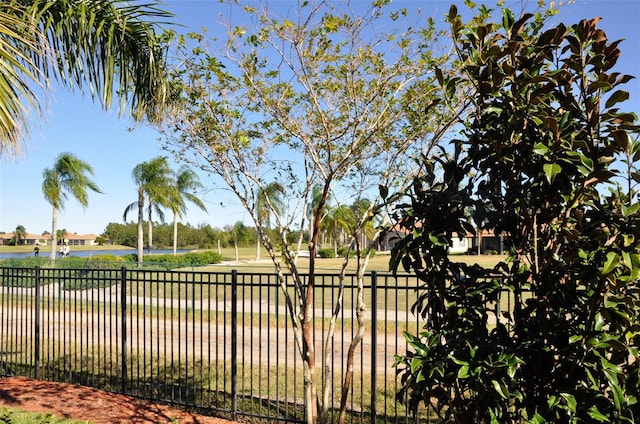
[605,90,629,108]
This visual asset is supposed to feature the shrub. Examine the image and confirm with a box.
[122,251,223,268]
[88,254,121,262]
[1,256,49,268]
[317,248,335,258]
[392,8,640,423]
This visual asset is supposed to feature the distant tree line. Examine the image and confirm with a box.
[103,193,377,253]
[102,221,304,251]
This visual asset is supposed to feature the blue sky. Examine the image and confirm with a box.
[0,0,638,236]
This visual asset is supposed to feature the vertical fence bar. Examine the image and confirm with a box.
[120,267,128,394]
[34,266,41,379]
[231,269,238,421]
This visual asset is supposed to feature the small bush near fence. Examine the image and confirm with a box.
[120,251,223,267]
[317,248,334,258]
[1,257,50,268]
[0,251,224,289]
[1,251,222,270]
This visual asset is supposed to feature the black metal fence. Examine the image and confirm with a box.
[0,265,513,423]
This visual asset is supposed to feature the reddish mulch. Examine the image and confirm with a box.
[0,377,236,424]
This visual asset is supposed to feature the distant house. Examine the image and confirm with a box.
[378,226,473,253]
[63,233,100,246]
[0,232,101,246]
[467,229,504,254]
[378,229,404,252]
[378,226,504,255]
[0,232,52,246]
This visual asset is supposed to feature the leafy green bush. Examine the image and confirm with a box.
[121,253,137,263]
[86,254,121,262]
[392,7,640,423]
[1,256,49,268]
[182,250,223,265]
[317,248,334,258]
[122,251,223,268]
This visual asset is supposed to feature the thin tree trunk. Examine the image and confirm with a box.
[261,231,308,423]
[322,275,344,422]
[295,231,304,265]
[302,284,317,424]
[173,214,178,256]
[49,207,58,262]
[137,192,144,266]
[147,206,153,254]
[337,251,369,423]
[305,188,328,424]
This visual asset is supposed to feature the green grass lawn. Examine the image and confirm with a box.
[1,243,505,272]
[189,245,505,272]
[203,250,505,273]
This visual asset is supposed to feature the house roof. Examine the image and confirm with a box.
[0,232,52,240]
[0,232,99,241]
[384,224,500,238]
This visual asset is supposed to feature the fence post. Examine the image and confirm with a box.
[370,271,377,424]
[231,269,238,421]
[120,267,127,394]
[34,266,41,380]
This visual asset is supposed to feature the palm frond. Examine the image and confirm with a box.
[0,6,44,156]
[0,0,172,156]
[23,0,172,120]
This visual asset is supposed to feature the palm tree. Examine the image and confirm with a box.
[123,156,174,265]
[56,228,68,249]
[14,225,26,245]
[0,1,171,157]
[296,185,324,259]
[325,205,355,257]
[350,198,375,248]
[254,182,285,261]
[42,153,101,261]
[168,166,207,255]
[230,221,250,262]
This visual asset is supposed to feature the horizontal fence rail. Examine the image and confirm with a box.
[0,265,512,423]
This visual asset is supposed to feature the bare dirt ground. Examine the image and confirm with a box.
[0,377,236,424]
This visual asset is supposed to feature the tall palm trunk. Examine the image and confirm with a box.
[49,207,58,262]
[173,214,178,256]
[137,191,144,266]
[147,205,154,254]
